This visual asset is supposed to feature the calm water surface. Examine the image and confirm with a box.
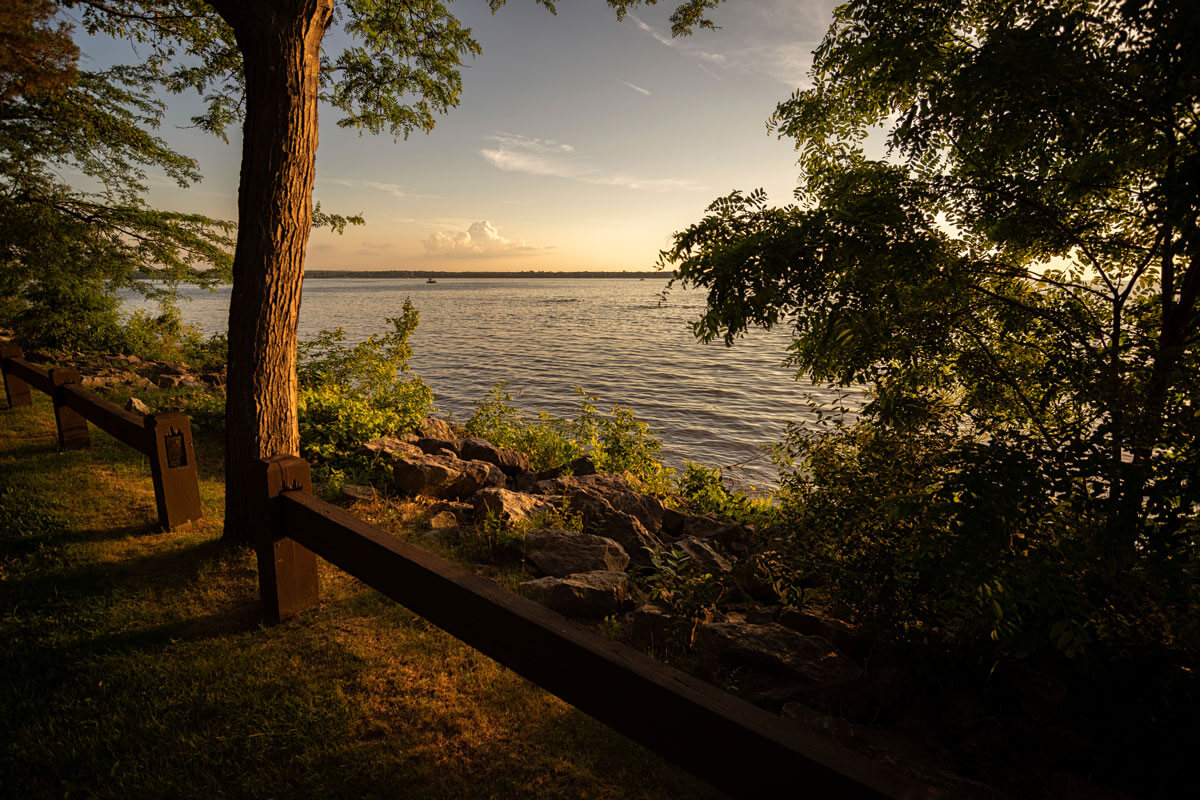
[126,278,858,488]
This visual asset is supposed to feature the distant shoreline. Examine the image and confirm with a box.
[303,269,666,280]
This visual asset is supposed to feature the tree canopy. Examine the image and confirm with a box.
[661,0,1198,662]
[0,0,233,350]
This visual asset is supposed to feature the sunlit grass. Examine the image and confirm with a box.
[0,394,723,799]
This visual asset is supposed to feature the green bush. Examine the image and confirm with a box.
[465,384,675,494]
[768,408,1200,670]
[297,300,433,485]
[677,463,779,527]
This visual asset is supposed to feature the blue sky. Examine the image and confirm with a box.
[73,1,839,271]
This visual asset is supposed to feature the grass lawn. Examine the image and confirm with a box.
[0,394,724,799]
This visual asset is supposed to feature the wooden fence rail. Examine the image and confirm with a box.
[259,454,944,800]
[0,343,201,530]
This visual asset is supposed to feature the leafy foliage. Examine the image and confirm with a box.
[297,300,434,484]
[660,0,1200,668]
[465,384,674,493]
[0,3,233,351]
[677,462,778,528]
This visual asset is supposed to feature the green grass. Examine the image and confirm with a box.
[0,394,724,799]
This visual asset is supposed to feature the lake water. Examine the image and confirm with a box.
[125,278,859,489]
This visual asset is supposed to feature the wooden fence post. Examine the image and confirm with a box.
[48,367,89,450]
[0,343,32,408]
[257,455,320,623]
[146,411,203,530]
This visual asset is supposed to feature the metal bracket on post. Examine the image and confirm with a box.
[146,411,202,531]
[0,344,32,408]
[48,367,89,450]
[257,455,319,623]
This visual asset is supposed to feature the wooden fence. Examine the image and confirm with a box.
[0,343,201,530]
[259,454,945,799]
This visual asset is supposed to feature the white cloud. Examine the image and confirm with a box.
[622,81,652,96]
[629,13,675,48]
[479,131,704,193]
[422,221,549,259]
[626,11,817,88]
[485,132,574,153]
[364,181,443,200]
[323,178,441,200]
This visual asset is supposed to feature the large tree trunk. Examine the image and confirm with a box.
[212,0,333,543]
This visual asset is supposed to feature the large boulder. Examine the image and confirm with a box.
[416,436,460,456]
[680,513,746,546]
[694,622,867,716]
[458,437,531,478]
[534,473,668,534]
[519,570,630,618]
[673,536,733,574]
[599,512,663,566]
[357,437,424,459]
[524,529,630,577]
[473,487,556,526]
[393,453,503,499]
[418,416,455,440]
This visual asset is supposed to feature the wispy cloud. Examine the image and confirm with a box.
[629,13,675,48]
[422,220,551,259]
[627,13,725,81]
[365,181,443,200]
[324,178,442,200]
[622,81,652,96]
[479,132,704,193]
[626,11,815,87]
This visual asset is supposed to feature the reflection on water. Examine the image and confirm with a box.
[124,278,860,488]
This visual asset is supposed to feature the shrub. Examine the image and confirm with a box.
[677,462,780,527]
[297,300,433,484]
[465,384,675,494]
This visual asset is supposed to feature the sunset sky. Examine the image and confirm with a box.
[76,1,839,271]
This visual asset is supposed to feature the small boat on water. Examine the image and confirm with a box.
[426,278,437,284]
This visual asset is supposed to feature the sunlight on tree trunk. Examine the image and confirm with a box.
[214,0,333,542]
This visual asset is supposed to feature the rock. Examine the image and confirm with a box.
[428,510,459,529]
[428,500,473,526]
[392,453,497,499]
[123,354,142,364]
[478,460,506,489]
[777,607,861,659]
[81,375,109,389]
[418,416,455,440]
[680,514,746,546]
[356,437,424,459]
[156,374,184,389]
[125,397,152,416]
[524,529,630,576]
[458,437,531,477]
[340,483,377,502]
[519,570,630,618]
[534,454,598,481]
[660,506,689,538]
[694,622,867,717]
[535,473,668,534]
[673,536,733,574]
[631,603,673,648]
[416,436,460,455]
[599,512,664,566]
[177,377,205,389]
[472,487,556,526]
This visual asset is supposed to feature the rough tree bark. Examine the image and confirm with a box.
[209,0,333,543]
